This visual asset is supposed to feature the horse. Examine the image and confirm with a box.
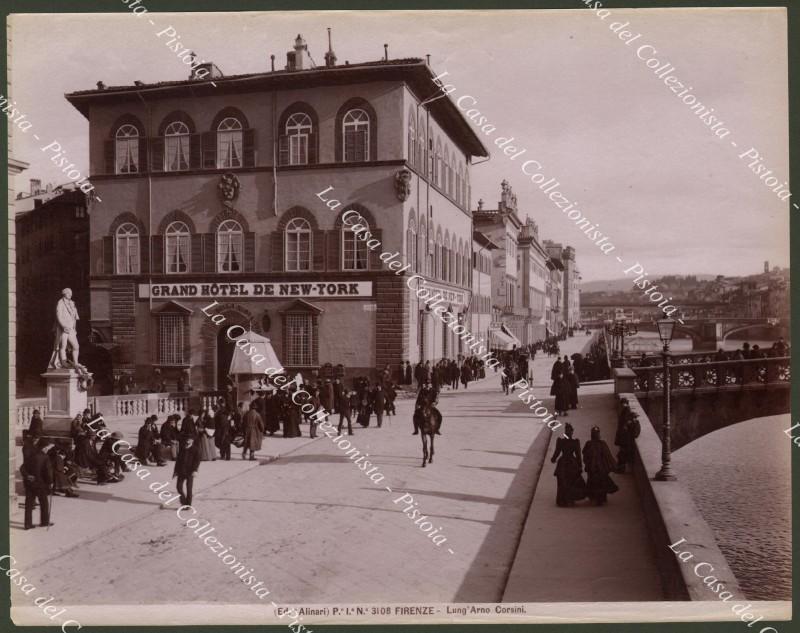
[414,404,441,467]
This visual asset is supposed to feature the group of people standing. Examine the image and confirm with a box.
[410,356,485,392]
[550,356,580,417]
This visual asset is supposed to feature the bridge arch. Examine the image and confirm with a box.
[721,322,780,342]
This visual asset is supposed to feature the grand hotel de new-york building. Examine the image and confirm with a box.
[66,35,488,390]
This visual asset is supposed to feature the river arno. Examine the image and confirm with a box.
[672,414,792,600]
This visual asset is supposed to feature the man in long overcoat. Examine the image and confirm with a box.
[22,438,55,529]
[173,436,201,506]
[242,402,265,461]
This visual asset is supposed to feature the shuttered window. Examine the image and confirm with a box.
[115,223,140,274]
[217,219,243,273]
[285,218,311,271]
[165,221,190,273]
[342,109,369,162]
[217,117,243,168]
[164,121,190,171]
[115,124,140,174]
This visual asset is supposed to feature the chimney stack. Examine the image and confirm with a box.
[384,43,388,61]
[764,260,769,274]
[29,178,41,196]
[324,28,337,67]
[271,54,275,72]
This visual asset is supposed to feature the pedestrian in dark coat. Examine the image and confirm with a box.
[404,362,413,386]
[614,405,641,473]
[583,426,619,505]
[21,438,55,529]
[337,391,354,436]
[242,403,265,460]
[180,411,200,439]
[565,367,580,409]
[385,383,397,416]
[48,445,79,498]
[551,372,570,416]
[263,392,281,435]
[321,380,334,413]
[372,385,385,428]
[28,410,44,439]
[161,415,180,460]
[460,363,471,389]
[214,406,233,461]
[551,423,586,507]
[173,436,200,506]
[70,414,92,469]
[550,358,564,381]
[136,416,156,465]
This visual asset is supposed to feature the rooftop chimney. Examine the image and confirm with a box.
[764,260,769,274]
[96,81,106,90]
[286,34,308,71]
[29,178,41,196]
[324,28,337,67]
[191,62,223,80]
[271,54,275,72]
[384,43,388,61]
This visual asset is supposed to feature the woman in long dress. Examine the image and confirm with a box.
[197,410,217,461]
[582,426,619,505]
[283,399,302,438]
[550,423,586,507]
[551,372,570,417]
[565,366,580,409]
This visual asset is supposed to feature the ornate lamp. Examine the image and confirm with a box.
[655,318,677,481]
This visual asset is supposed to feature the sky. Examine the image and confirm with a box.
[8,7,790,282]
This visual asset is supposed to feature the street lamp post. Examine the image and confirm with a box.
[655,318,677,481]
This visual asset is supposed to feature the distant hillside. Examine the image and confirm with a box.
[581,275,717,293]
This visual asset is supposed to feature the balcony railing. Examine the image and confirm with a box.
[631,356,790,393]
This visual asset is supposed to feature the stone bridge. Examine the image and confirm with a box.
[631,317,787,350]
[618,355,790,449]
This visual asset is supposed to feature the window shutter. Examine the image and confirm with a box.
[244,232,256,272]
[313,230,325,271]
[150,137,165,172]
[278,136,289,166]
[140,234,150,273]
[203,233,216,272]
[138,138,148,174]
[327,230,340,271]
[201,132,217,169]
[243,128,256,167]
[369,229,383,269]
[191,234,203,273]
[308,132,317,164]
[190,134,202,170]
[344,130,355,162]
[104,140,115,175]
[103,236,114,274]
[271,231,283,272]
[151,235,164,273]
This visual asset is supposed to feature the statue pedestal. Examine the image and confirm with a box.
[40,368,91,434]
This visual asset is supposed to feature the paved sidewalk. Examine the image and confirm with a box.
[15,370,550,606]
[503,335,664,601]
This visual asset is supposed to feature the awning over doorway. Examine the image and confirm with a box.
[229,330,283,375]
[500,324,522,347]
[490,328,516,351]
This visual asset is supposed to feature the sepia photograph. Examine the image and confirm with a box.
[5,4,792,629]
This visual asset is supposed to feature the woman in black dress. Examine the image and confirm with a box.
[582,426,619,505]
[565,366,580,409]
[550,423,586,507]
[550,371,570,417]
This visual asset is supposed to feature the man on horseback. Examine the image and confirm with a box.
[413,379,442,436]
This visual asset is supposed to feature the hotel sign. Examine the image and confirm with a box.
[416,280,469,307]
[139,281,373,299]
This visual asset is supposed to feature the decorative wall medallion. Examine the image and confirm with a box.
[218,173,240,206]
[394,168,412,202]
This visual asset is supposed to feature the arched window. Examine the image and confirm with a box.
[450,246,456,284]
[443,147,450,193]
[442,237,449,282]
[457,165,464,206]
[342,215,369,271]
[164,121,190,172]
[115,124,140,174]
[115,223,140,274]
[418,220,427,274]
[217,219,243,273]
[417,114,426,170]
[455,247,461,286]
[217,117,243,168]
[165,221,190,273]
[408,118,416,167]
[285,217,312,271]
[286,112,312,165]
[434,139,442,186]
[407,216,417,272]
[343,109,370,162]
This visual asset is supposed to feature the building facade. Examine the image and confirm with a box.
[66,36,487,390]
[473,181,525,347]
[562,245,581,329]
[469,231,498,350]
[518,217,548,343]
[15,185,92,390]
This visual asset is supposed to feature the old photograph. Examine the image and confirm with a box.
[6,5,792,628]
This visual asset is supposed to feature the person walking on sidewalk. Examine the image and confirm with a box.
[550,423,586,507]
[242,402,265,460]
[337,390,355,436]
[372,384,385,428]
[582,426,619,506]
[21,438,55,530]
[174,435,200,506]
